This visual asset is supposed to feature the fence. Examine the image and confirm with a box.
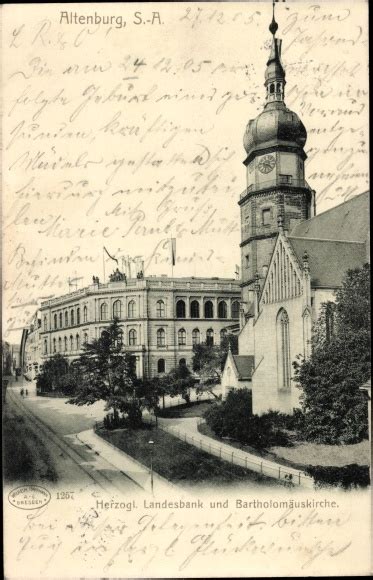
[144,414,314,489]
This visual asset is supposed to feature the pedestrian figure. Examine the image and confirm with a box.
[20,388,24,397]
[25,389,28,397]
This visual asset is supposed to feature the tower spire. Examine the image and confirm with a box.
[265,0,286,104]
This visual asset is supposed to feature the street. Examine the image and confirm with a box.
[5,377,143,494]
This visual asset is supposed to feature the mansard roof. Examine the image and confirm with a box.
[232,355,255,380]
[290,191,369,243]
[289,237,367,288]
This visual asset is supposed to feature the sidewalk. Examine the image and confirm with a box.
[146,415,315,489]
[76,429,177,494]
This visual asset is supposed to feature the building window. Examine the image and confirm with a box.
[59,312,63,328]
[190,300,200,319]
[178,328,186,346]
[128,329,137,346]
[71,309,75,326]
[83,306,88,323]
[44,340,48,355]
[77,308,80,324]
[325,303,335,343]
[231,300,240,319]
[70,335,74,351]
[58,337,62,352]
[218,300,227,319]
[53,338,56,353]
[65,311,68,327]
[262,208,271,226]
[128,300,136,318]
[44,316,48,331]
[192,328,200,345]
[84,333,88,345]
[76,334,80,350]
[179,358,186,367]
[64,336,67,351]
[277,309,291,389]
[100,303,108,321]
[157,328,165,347]
[157,358,165,373]
[279,174,293,185]
[245,254,250,268]
[156,300,165,318]
[113,300,122,319]
[204,300,213,319]
[206,328,214,346]
[220,329,227,343]
[176,300,186,318]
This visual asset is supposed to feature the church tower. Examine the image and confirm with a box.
[239,4,315,311]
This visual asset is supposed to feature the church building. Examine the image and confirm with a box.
[221,9,370,414]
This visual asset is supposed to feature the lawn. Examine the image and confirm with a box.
[158,400,214,419]
[198,423,370,470]
[98,425,281,488]
[3,402,58,484]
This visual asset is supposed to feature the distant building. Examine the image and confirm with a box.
[29,275,240,379]
[22,311,42,379]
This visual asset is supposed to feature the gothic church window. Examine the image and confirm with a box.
[277,309,291,390]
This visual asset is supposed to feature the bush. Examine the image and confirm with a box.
[203,389,290,449]
[306,464,370,489]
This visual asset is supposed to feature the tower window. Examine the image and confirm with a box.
[279,174,293,185]
[245,254,250,268]
[262,208,271,226]
[270,83,275,94]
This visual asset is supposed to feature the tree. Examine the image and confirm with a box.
[67,319,136,422]
[293,264,370,444]
[36,354,69,394]
[192,334,238,398]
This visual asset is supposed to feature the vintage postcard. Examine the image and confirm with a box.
[2,1,371,578]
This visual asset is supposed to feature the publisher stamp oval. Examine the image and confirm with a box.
[8,485,51,510]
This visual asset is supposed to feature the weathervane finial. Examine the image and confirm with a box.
[269,0,279,36]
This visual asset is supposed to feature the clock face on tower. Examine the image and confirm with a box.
[258,154,276,174]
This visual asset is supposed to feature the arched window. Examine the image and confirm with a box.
[206,328,214,346]
[58,337,62,352]
[44,316,48,331]
[276,82,281,93]
[156,300,165,318]
[100,303,108,321]
[128,300,136,318]
[192,328,200,345]
[277,309,291,390]
[44,340,48,355]
[218,300,227,319]
[176,300,186,318]
[303,310,311,359]
[220,329,227,343]
[178,328,186,346]
[157,328,165,347]
[128,329,137,346]
[65,311,68,327]
[70,335,74,351]
[231,300,240,319]
[76,334,80,350]
[190,300,200,318]
[83,306,88,323]
[53,338,56,353]
[71,309,75,326]
[113,300,122,319]
[54,314,58,329]
[325,303,335,343]
[270,83,275,94]
[77,308,80,324]
[204,300,213,319]
[84,333,88,345]
[64,336,67,351]
[157,358,165,373]
[179,358,186,367]
[59,312,63,328]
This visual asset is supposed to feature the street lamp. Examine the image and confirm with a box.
[148,439,154,495]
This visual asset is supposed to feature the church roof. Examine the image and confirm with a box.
[288,237,367,288]
[232,355,255,380]
[290,191,369,242]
